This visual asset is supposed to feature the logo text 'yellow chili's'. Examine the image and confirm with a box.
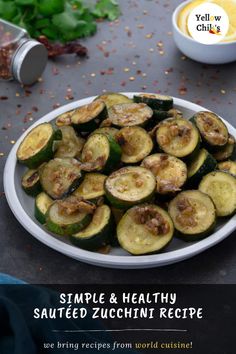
[178,0,236,44]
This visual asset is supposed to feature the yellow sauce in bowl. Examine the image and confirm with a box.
[178,0,236,42]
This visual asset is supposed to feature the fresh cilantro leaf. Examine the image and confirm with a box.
[93,0,121,21]
[38,0,65,16]
[15,0,36,5]
[0,0,121,43]
[0,1,18,21]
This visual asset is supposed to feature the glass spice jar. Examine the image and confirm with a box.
[0,19,48,85]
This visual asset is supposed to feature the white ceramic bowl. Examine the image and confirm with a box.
[3,93,236,269]
[172,0,236,64]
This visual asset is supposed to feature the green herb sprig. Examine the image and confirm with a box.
[0,0,121,42]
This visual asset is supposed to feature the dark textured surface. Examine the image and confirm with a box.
[1,0,236,284]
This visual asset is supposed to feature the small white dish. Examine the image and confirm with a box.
[4,93,236,269]
[172,0,236,64]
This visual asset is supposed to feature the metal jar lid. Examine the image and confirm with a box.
[12,40,48,85]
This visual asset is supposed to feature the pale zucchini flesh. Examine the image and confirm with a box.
[108,103,153,128]
[90,127,119,139]
[39,158,83,199]
[56,110,75,127]
[141,153,187,194]
[35,192,53,224]
[218,160,236,176]
[199,171,236,217]
[17,123,55,168]
[81,133,121,173]
[95,92,132,109]
[117,204,174,255]
[73,173,106,201]
[55,126,85,159]
[168,190,216,239]
[71,101,107,131]
[156,118,200,158]
[116,126,153,164]
[105,166,156,209]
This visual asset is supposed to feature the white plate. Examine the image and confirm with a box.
[4,93,236,269]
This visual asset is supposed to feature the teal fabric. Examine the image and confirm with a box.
[0,274,134,354]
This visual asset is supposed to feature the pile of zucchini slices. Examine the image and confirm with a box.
[17,92,236,255]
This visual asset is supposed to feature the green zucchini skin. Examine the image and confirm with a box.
[71,101,108,133]
[46,203,92,236]
[103,135,122,173]
[73,173,106,202]
[22,169,42,197]
[133,94,173,111]
[168,190,216,241]
[105,166,156,209]
[190,111,229,148]
[70,205,115,251]
[212,134,236,162]
[199,171,236,217]
[81,133,121,174]
[187,149,217,187]
[17,123,61,169]
[34,192,53,224]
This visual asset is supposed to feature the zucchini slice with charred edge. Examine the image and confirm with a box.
[46,200,92,236]
[73,173,106,202]
[81,133,121,173]
[55,126,85,159]
[70,205,113,250]
[218,160,236,176]
[108,103,153,128]
[191,111,228,147]
[17,123,60,168]
[156,118,200,159]
[90,127,119,139]
[141,153,187,195]
[187,148,217,186]
[133,93,173,111]
[168,190,216,241]
[22,169,42,196]
[117,204,174,255]
[71,101,107,132]
[199,171,236,217]
[56,110,75,127]
[212,134,235,162]
[40,158,83,199]
[116,126,153,164]
[105,166,156,209]
[95,92,132,109]
[35,192,53,224]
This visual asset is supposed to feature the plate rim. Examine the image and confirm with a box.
[4,92,236,269]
